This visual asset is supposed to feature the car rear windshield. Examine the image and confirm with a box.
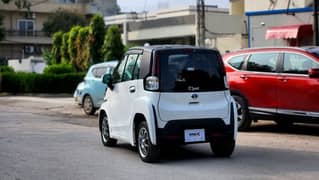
[158,49,226,92]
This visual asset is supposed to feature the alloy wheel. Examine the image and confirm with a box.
[138,127,150,158]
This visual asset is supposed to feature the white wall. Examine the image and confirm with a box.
[245,0,311,12]
[205,13,245,38]
[8,57,46,73]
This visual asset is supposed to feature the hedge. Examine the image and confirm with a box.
[0,66,14,73]
[0,72,85,94]
[43,64,76,74]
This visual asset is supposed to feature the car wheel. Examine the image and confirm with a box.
[137,121,160,163]
[100,113,117,146]
[233,95,252,131]
[210,139,235,157]
[83,95,96,115]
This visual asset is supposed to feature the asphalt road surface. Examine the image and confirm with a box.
[1,96,319,180]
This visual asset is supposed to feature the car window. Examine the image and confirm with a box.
[112,55,127,83]
[105,66,114,74]
[132,55,142,80]
[283,53,319,74]
[228,55,246,70]
[123,54,138,81]
[159,49,226,92]
[92,67,107,78]
[247,53,278,73]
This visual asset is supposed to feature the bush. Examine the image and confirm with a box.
[44,64,75,74]
[0,72,85,93]
[102,25,124,61]
[0,66,14,73]
[42,49,54,65]
[51,31,64,64]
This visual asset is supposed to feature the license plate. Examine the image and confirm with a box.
[184,129,205,143]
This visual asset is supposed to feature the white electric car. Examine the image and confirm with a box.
[99,45,237,163]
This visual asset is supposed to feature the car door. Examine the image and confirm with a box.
[240,52,280,113]
[105,55,128,138]
[91,66,108,107]
[105,53,141,139]
[115,53,140,139]
[277,52,319,115]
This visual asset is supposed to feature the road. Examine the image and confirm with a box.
[1,96,319,180]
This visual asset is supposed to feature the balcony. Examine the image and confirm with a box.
[2,31,52,45]
[5,31,50,38]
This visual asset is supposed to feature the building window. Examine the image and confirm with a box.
[17,19,35,36]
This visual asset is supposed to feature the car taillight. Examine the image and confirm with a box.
[145,76,159,91]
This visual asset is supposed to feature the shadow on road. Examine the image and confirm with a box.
[248,122,319,137]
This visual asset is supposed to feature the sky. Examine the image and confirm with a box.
[117,0,229,13]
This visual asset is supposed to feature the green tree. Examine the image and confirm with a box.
[73,27,90,71]
[42,49,54,65]
[43,10,87,36]
[61,32,70,64]
[89,14,106,64]
[68,26,81,65]
[1,0,31,10]
[102,25,124,61]
[51,31,63,64]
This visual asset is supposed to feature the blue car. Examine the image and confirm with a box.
[74,61,118,115]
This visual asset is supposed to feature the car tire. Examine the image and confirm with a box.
[210,139,235,157]
[233,95,252,131]
[100,113,117,147]
[137,121,160,163]
[83,95,96,115]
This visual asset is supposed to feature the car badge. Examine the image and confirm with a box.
[191,94,198,100]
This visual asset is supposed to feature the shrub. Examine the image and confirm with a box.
[0,65,14,73]
[51,31,63,64]
[75,27,90,71]
[0,72,85,94]
[43,64,75,74]
[89,14,106,64]
[42,49,54,65]
[68,26,81,64]
[102,25,124,61]
[61,32,70,64]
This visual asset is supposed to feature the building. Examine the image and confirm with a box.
[0,0,118,61]
[233,0,315,47]
[105,6,247,54]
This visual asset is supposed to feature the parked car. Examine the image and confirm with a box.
[99,45,238,163]
[74,61,118,115]
[223,47,319,131]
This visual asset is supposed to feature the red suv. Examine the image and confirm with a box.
[223,47,319,130]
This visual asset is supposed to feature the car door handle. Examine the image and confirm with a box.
[240,75,248,80]
[129,86,136,93]
[278,77,288,82]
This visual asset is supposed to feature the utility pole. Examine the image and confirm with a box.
[314,0,319,46]
[196,0,205,47]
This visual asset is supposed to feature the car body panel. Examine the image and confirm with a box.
[100,45,237,148]
[73,61,118,109]
[223,47,319,121]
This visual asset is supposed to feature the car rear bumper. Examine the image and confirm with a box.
[157,117,235,145]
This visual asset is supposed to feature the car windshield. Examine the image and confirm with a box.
[158,49,226,92]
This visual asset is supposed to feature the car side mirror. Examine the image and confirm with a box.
[102,74,113,89]
[308,68,319,78]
